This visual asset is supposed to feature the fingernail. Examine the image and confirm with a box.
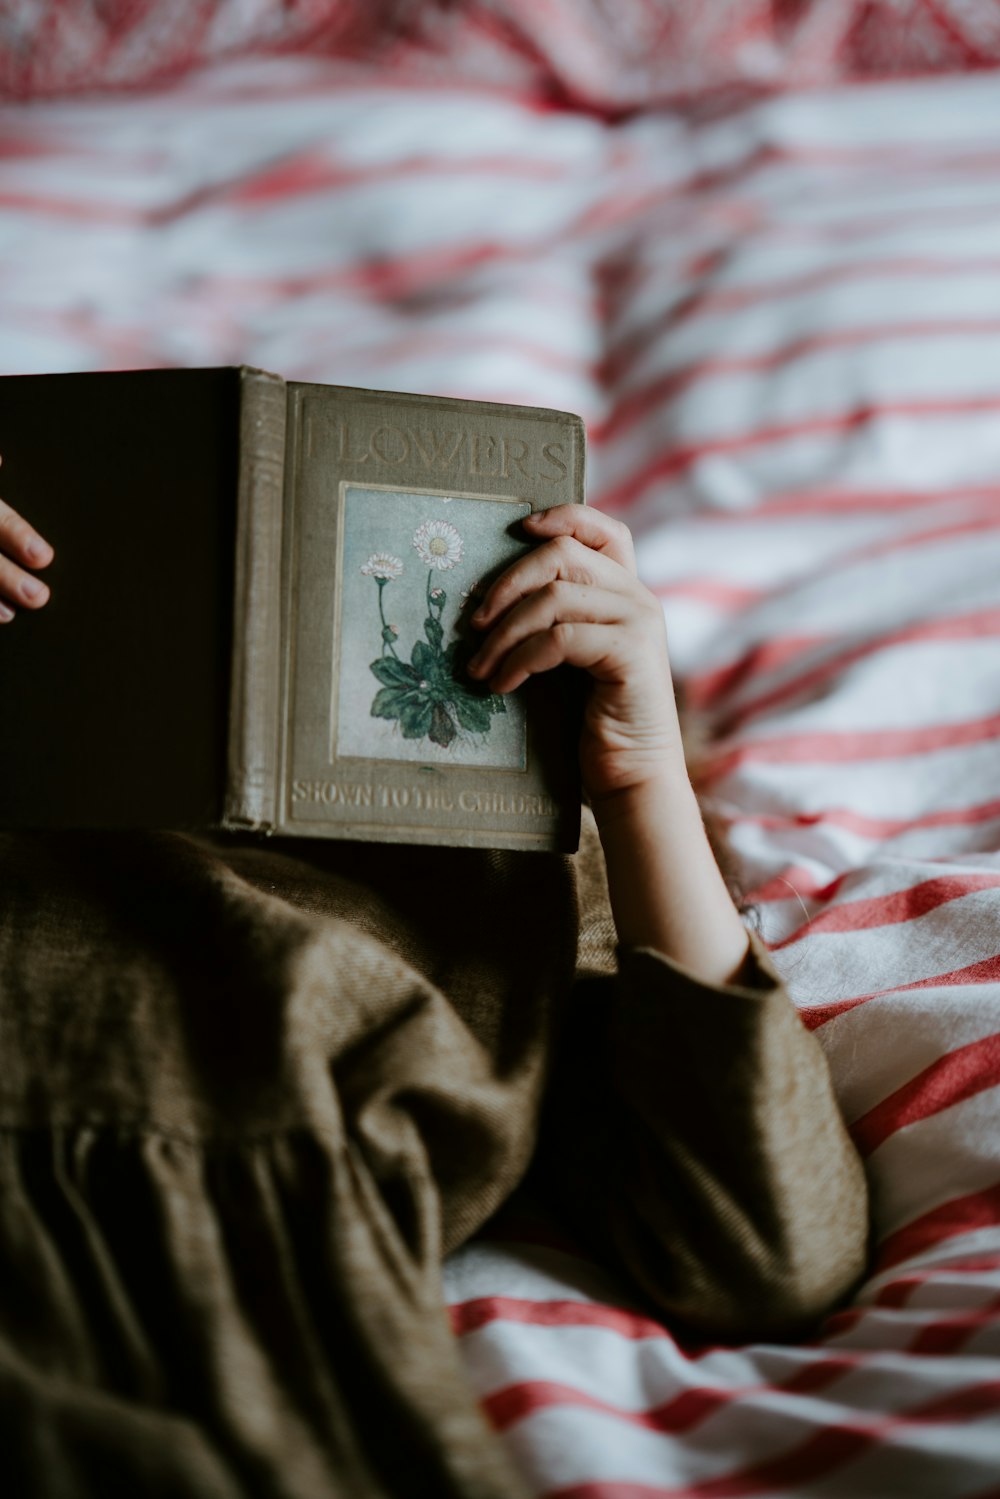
[471,607,486,624]
[0,601,13,622]
[466,653,483,675]
[25,539,52,565]
[20,576,44,601]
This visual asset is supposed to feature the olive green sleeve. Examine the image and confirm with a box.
[538,928,870,1340]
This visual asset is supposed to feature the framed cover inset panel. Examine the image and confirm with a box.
[334,483,530,771]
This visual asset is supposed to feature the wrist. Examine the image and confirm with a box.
[588,756,696,833]
[593,766,752,988]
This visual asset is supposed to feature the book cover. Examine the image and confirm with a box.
[0,368,585,851]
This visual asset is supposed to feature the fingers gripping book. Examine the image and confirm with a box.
[0,369,585,851]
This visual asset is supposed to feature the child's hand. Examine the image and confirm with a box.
[0,498,53,623]
[469,504,751,984]
[466,505,686,807]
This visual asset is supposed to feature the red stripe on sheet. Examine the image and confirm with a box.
[737,796,1000,843]
[597,399,1000,513]
[909,1295,1000,1355]
[546,1383,1000,1498]
[850,1033,1000,1157]
[449,1296,674,1342]
[651,579,767,609]
[692,1385,1000,1496]
[685,638,832,707]
[877,1276,947,1309]
[0,134,98,162]
[7,304,178,371]
[0,190,140,221]
[484,1378,701,1436]
[875,1257,1000,1308]
[817,1304,868,1338]
[754,145,1000,173]
[745,868,849,905]
[612,258,1000,368]
[877,1183,1000,1272]
[286,240,515,299]
[826,1262,1000,1336]
[688,605,1000,717]
[329,327,587,375]
[691,483,1000,521]
[772,871,1000,946]
[797,497,1000,572]
[183,64,591,116]
[767,199,1000,245]
[800,950,1000,1031]
[226,148,571,206]
[484,1355,857,1437]
[703,708,1000,784]
[203,250,592,312]
[684,637,841,710]
[909,2,992,66]
[596,321,1000,443]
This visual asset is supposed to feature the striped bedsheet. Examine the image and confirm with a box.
[3,54,1000,1497]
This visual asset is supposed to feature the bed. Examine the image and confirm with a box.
[4,2,1000,1493]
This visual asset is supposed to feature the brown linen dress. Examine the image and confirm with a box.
[0,810,868,1499]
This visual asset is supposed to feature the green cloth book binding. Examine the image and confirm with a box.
[0,368,585,851]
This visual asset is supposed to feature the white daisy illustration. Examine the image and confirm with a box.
[413,519,463,571]
[360,552,404,580]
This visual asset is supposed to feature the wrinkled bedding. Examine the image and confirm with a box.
[3,39,1000,1499]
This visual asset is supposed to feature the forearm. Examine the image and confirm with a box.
[591,762,752,988]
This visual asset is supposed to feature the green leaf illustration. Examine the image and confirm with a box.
[451,691,492,734]
[370,656,420,689]
[371,686,411,721]
[398,695,435,739]
[367,571,510,751]
[410,638,440,682]
[429,702,457,747]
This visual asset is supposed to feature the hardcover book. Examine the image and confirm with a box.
[0,368,585,851]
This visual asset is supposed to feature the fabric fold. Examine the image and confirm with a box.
[536,929,870,1338]
[0,812,866,1493]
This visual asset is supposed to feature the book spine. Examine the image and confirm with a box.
[224,368,287,830]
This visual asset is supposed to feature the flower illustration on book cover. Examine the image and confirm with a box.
[412,518,463,571]
[361,520,507,750]
[360,552,403,581]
